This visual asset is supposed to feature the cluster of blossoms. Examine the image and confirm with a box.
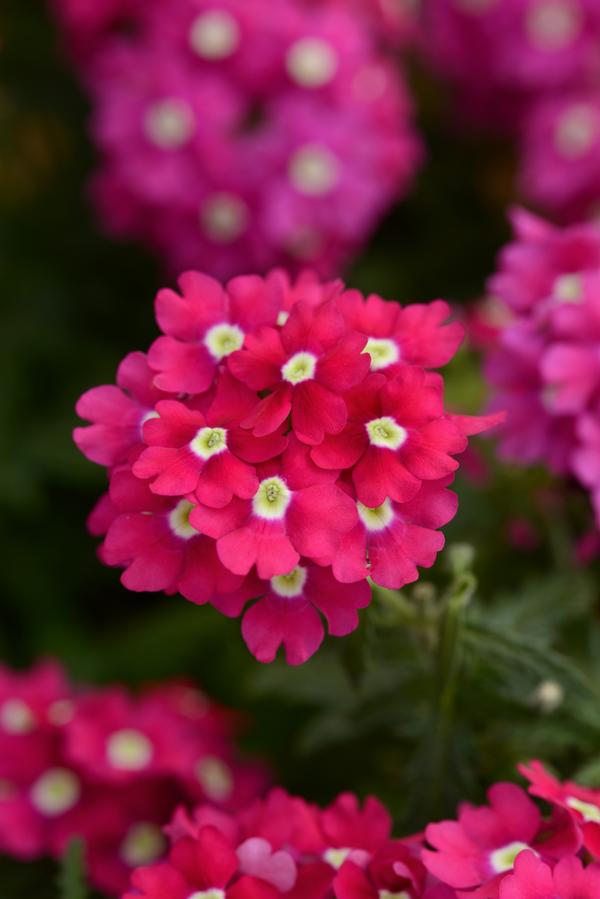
[478,208,600,531]
[73,268,497,665]
[0,659,266,895]
[122,763,600,899]
[419,0,600,220]
[51,0,422,279]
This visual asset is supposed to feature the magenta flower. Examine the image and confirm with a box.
[132,375,287,507]
[519,91,600,220]
[339,292,465,372]
[0,660,266,896]
[237,564,371,666]
[499,851,600,899]
[54,0,422,278]
[311,369,467,508]
[422,782,580,896]
[100,467,241,600]
[148,271,280,394]
[74,351,170,467]
[190,441,358,579]
[75,269,496,664]
[333,840,444,899]
[482,209,600,530]
[229,299,370,445]
[332,477,458,590]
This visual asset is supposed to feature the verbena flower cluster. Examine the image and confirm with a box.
[480,208,600,529]
[51,0,422,280]
[0,659,265,896]
[420,0,600,220]
[122,762,600,899]
[73,268,498,666]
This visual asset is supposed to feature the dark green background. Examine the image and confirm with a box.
[2,3,600,895]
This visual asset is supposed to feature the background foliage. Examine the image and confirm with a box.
[2,2,599,895]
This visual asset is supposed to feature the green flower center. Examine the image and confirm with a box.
[555,104,598,159]
[30,768,81,817]
[366,416,407,450]
[357,499,394,532]
[189,10,240,59]
[121,822,166,867]
[169,500,198,540]
[253,477,292,519]
[363,337,400,371]
[204,322,245,360]
[286,37,338,88]
[107,729,153,771]
[0,698,35,734]
[190,426,227,460]
[196,756,233,801]
[289,145,339,196]
[188,891,226,899]
[200,194,249,244]
[143,98,194,150]
[281,351,317,384]
[271,565,308,598]
[566,796,600,822]
[324,847,352,870]
[489,841,530,874]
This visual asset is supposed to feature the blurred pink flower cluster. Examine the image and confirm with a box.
[421,0,600,220]
[51,0,422,279]
[122,762,600,898]
[73,268,499,666]
[479,208,600,529]
[0,659,265,895]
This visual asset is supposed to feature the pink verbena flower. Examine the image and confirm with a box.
[123,826,293,899]
[75,269,496,665]
[228,299,371,445]
[332,477,458,589]
[520,760,600,859]
[499,851,600,899]
[482,209,600,529]
[148,271,281,394]
[339,291,465,372]
[334,839,456,899]
[190,441,358,579]
[422,782,580,897]
[236,563,371,666]
[420,0,600,135]
[74,351,170,467]
[311,370,467,508]
[0,660,266,896]
[519,91,600,221]
[56,0,422,279]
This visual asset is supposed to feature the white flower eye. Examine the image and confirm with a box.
[253,477,292,520]
[189,10,240,60]
[281,351,317,384]
[200,193,249,243]
[286,37,338,88]
[365,416,408,450]
[195,756,233,800]
[270,565,308,597]
[169,500,198,540]
[30,768,81,816]
[289,145,339,196]
[489,842,531,874]
[144,99,195,149]
[107,728,154,771]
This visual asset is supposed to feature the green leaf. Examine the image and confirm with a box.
[58,839,88,899]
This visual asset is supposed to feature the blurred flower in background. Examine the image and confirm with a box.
[479,208,600,530]
[419,0,600,221]
[50,0,422,279]
[0,659,266,895]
